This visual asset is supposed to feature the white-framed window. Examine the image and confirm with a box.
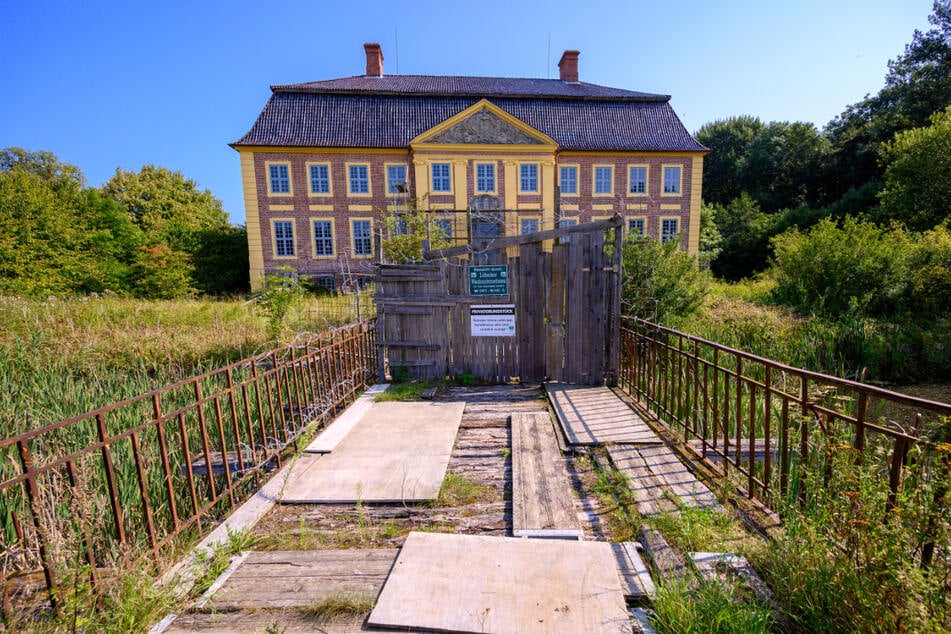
[560,217,577,243]
[272,219,295,257]
[351,219,373,256]
[559,166,578,195]
[519,163,539,193]
[312,219,334,257]
[627,217,645,237]
[476,163,495,192]
[314,276,336,292]
[386,164,407,194]
[520,218,539,234]
[629,166,647,194]
[308,164,330,194]
[432,163,451,192]
[661,218,680,243]
[434,218,453,241]
[594,166,613,195]
[663,166,682,194]
[348,164,370,195]
[268,163,290,194]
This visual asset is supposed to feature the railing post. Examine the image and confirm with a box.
[17,440,57,609]
[96,413,126,545]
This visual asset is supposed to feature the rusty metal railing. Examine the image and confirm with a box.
[0,320,376,608]
[619,318,951,566]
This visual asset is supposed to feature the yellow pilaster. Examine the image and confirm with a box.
[503,160,518,254]
[452,160,467,212]
[239,150,266,291]
[689,155,704,256]
[413,159,429,209]
[541,159,556,251]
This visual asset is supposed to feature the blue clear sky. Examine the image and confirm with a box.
[1,0,935,225]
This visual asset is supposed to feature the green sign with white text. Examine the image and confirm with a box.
[468,265,509,296]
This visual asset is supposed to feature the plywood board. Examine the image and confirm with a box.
[304,384,389,453]
[280,401,465,503]
[197,549,397,611]
[368,532,631,634]
[511,412,582,538]
[161,611,415,634]
[546,384,660,446]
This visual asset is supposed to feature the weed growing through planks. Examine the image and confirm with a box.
[648,506,753,554]
[190,527,259,597]
[650,577,775,634]
[375,381,429,401]
[299,593,376,622]
[500,447,511,458]
[435,472,494,507]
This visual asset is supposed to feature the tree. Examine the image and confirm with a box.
[823,1,951,205]
[621,235,708,326]
[102,165,229,253]
[695,116,766,206]
[710,193,774,280]
[0,152,142,296]
[740,121,830,212]
[877,106,951,230]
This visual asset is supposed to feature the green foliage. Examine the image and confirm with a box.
[130,244,195,299]
[381,199,450,263]
[651,579,775,634]
[698,202,722,270]
[709,194,774,281]
[771,217,911,318]
[191,225,250,294]
[907,224,951,314]
[102,165,229,253]
[695,116,767,206]
[255,267,306,336]
[621,235,708,327]
[878,106,951,230]
[741,121,831,212]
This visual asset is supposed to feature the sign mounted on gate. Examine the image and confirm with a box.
[471,304,516,337]
[468,265,509,296]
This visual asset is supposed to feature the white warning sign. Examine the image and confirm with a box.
[470,304,516,337]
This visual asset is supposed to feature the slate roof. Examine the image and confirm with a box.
[233,75,707,153]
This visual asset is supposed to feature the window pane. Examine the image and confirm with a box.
[349,165,369,193]
[352,220,372,255]
[387,165,407,194]
[661,218,679,243]
[434,218,453,241]
[313,220,333,256]
[274,220,295,256]
[628,218,644,236]
[520,164,538,192]
[521,218,539,234]
[559,166,577,194]
[663,167,681,194]
[629,167,646,194]
[269,164,290,193]
[476,164,495,192]
[432,163,451,192]
[595,167,612,194]
[560,218,577,243]
[309,165,329,193]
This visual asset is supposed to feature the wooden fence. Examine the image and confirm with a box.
[0,321,376,608]
[620,318,951,567]
[376,217,622,385]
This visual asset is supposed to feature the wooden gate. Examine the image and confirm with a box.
[375,216,622,385]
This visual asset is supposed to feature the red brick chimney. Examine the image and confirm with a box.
[364,42,384,77]
[558,50,580,82]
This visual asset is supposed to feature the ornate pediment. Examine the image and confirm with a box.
[428,108,545,145]
[411,99,557,148]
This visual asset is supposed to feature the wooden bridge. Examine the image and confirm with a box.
[155,382,754,633]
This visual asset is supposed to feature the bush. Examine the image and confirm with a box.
[771,217,911,318]
[622,235,708,327]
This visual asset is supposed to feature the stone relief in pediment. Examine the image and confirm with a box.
[427,108,545,145]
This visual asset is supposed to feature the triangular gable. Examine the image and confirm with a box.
[411,99,556,148]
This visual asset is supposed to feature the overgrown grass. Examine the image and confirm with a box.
[375,381,430,401]
[435,472,494,507]
[651,578,775,634]
[299,593,376,621]
[683,281,951,383]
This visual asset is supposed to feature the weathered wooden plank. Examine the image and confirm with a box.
[546,244,567,382]
[367,532,631,634]
[690,552,775,606]
[378,340,441,350]
[636,445,721,512]
[612,542,656,599]
[196,549,397,612]
[511,412,582,538]
[162,611,411,634]
[378,305,434,315]
[686,438,780,463]
[546,383,661,446]
[607,446,678,517]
